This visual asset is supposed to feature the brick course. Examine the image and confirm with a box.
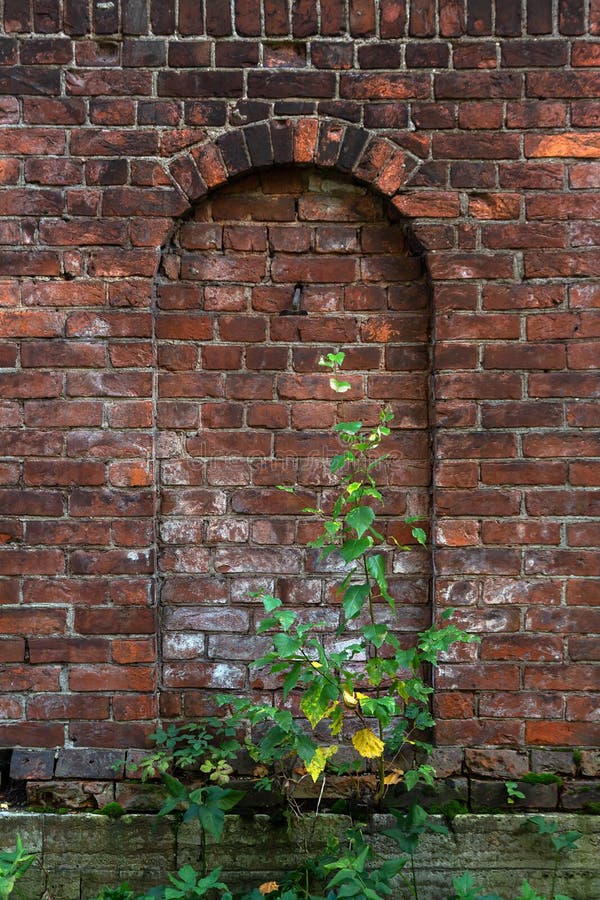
[1,0,600,786]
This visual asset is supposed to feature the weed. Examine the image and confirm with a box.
[0,835,36,900]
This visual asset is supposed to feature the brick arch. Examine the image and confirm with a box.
[167,117,419,213]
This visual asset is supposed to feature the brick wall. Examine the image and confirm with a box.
[1,0,600,787]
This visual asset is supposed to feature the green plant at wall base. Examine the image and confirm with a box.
[129,718,245,874]
[93,867,233,900]
[133,718,243,783]
[448,871,503,900]
[383,804,449,899]
[0,835,36,900]
[447,872,575,900]
[94,886,138,900]
[155,865,233,900]
[218,351,476,806]
[127,350,486,897]
[528,816,581,900]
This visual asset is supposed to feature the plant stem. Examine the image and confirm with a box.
[199,827,207,877]
[550,850,559,900]
[410,853,419,900]
[363,551,387,805]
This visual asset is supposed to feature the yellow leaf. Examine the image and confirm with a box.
[384,770,404,785]
[259,882,279,895]
[343,689,358,708]
[352,728,385,759]
[306,745,338,782]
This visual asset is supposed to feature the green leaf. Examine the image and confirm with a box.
[331,452,354,473]
[361,623,388,649]
[195,804,225,841]
[294,732,318,765]
[255,616,276,634]
[306,745,338,782]
[282,661,302,700]
[301,678,338,728]
[361,486,383,501]
[366,554,394,608]
[345,505,375,538]
[319,351,345,369]
[272,633,301,657]
[404,769,421,792]
[411,526,427,546]
[334,421,363,435]
[339,537,373,563]
[276,609,297,631]
[552,831,581,852]
[515,881,544,900]
[161,773,187,800]
[262,594,282,613]
[359,695,397,727]
[528,815,557,835]
[365,656,385,687]
[205,785,245,811]
[330,377,351,393]
[342,583,371,620]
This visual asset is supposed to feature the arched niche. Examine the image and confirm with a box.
[154,165,432,718]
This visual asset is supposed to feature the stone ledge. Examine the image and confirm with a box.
[0,811,599,900]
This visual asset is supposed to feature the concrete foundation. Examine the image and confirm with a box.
[1,811,599,899]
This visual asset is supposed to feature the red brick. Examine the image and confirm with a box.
[163,661,245,689]
[68,663,155,692]
[0,723,64,748]
[27,694,109,720]
[528,71,600,98]
[22,579,107,607]
[433,132,520,159]
[480,692,562,719]
[435,372,521,400]
[29,638,109,663]
[481,461,566,486]
[527,721,600,745]
[435,490,520,516]
[0,638,24,662]
[70,549,153,575]
[25,521,110,546]
[75,608,155,635]
[341,73,430,99]
[571,461,600,485]
[393,191,459,218]
[437,719,522,746]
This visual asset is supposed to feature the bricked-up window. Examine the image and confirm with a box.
[155,168,431,718]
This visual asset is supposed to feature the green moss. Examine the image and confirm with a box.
[583,802,600,815]
[573,749,583,766]
[95,802,126,819]
[427,799,469,821]
[27,805,70,815]
[522,772,564,788]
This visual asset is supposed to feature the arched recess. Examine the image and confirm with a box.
[156,119,431,719]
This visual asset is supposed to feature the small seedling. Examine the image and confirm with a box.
[448,871,503,900]
[505,782,526,805]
